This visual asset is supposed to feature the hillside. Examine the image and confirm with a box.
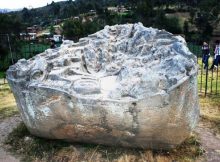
[6,0,218,42]
[8,0,118,27]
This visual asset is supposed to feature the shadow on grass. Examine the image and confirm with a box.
[0,106,18,120]
[4,123,204,162]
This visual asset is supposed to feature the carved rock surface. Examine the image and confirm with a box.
[7,23,199,149]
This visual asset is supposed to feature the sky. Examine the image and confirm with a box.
[0,0,67,10]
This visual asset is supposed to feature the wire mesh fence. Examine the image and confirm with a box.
[0,34,61,71]
[0,34,62,85]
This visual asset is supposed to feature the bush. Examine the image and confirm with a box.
[154,10,182,34]
[83,20,103,36]
[0,71,5,79]
[165,16,182,34]
[62,20,84,41]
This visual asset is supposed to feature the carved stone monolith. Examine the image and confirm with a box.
[7,23,199,149]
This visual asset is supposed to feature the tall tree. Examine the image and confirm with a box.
[51,1,61,17]
[62,20,84,40]
[194,0,220,40]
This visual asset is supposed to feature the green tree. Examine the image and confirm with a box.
[136,0,153,17]
[21,8,29,19]
[183,20,189,37]
[83,20,103,36]
[0,14,23,34]
[183,20,189,40]
[50,25,55,35]
[154,10,182,34]
[51,1,61,17]
[165,17,182,34]
[62,20,84,41]
[199,0,220,18]
[0,14,23,70]
[193,0,220,41]
[154,9,167,29]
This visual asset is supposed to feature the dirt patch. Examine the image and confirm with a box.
[0,115,22,162]
[195,121,220,162]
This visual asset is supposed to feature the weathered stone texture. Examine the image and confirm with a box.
[7,23,199,149]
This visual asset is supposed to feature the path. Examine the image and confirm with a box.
[195,122,220,162]
[0,115,21,162]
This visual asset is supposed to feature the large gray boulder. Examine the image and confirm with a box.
[7,23,199,149]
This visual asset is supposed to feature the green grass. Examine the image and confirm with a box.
[118,12,129,16]
[0,84,18,119]
[5,123,73,162]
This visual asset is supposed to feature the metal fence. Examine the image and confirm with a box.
[0,34,50,70]
[0,34,62,71]
[188,42,220,97]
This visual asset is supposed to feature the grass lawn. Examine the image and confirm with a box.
[0,84,18,119]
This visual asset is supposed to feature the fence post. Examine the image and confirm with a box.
[211,69,213,94]
[28,36,31,58]
[216,66,219,94]
[7,34,14,64]
[205,66,208,97]
[200,58,203,92]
